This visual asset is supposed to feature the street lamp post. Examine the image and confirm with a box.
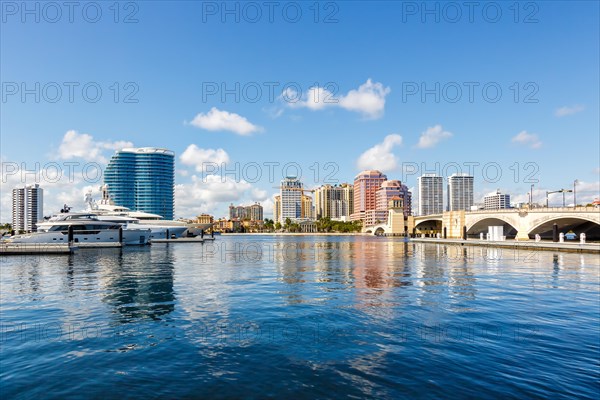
[530,184,534,208]
[547,189,572,208]
[574,179,578,207]
[560,189,573,207]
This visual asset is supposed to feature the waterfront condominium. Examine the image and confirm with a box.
[350,170,387,223]
[418,174,444,215]
[301,194,314,220]
[484,190,511,210]
[278,176,303,223]
[376,180,412,216]
[229,203,264,221]
[104,147,175,220]
[314,183,353,220]
[12,184,43,232]
[447,173,474,211]
[360,180,412,226]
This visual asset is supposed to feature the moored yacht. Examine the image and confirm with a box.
[84,188,190,239]
[5,219,138,247]
[36,213,151,246]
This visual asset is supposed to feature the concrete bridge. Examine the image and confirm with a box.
[364,207,600,241]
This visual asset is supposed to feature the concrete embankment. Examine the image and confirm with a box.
[410,238,600,254]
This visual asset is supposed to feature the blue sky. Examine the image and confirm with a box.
[1,1,599,220]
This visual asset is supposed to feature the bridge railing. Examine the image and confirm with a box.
[466,206,599,214]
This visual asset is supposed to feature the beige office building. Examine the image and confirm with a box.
[314,183,353,220]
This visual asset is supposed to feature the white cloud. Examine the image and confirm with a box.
[0,163,104,222]
[511,130,542,149]
[58,130,133,163]
[2,131,133,222]
[357,134,403,172]
[286,87,333,111]
[174,175,276,218]
[251,188,268,201]
[416,125,453,149]
[283,79,391,119]
[189,107,262,135]
[263,106,284,119]
[179,144,230,172]
[511,182,599,206]
[572,180,600,205]
[261,197,275,218]
[339,79,391,119]
[555,104,585,117]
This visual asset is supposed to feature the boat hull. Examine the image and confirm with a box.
[4,228,151,246]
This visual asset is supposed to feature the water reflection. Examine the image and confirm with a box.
[1,237,599,399]
[102,246,175,323]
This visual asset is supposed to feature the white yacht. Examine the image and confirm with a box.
[83,188,190,240]
[5,216,150,247]
[37,213,151,246]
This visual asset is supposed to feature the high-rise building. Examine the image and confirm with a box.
[279,176,303,223]
[248,203,263,221]
[351,170,387,223]
[12,184,43,232]
[362,180,412,226]
[484,190,511,210]
[301,194,314,220]
[418,174,444,215]
[274,195,281,224]
[229,203,263,221]
[314,183,353,220]
[447,173,474,211]
[104,147,175,219]
[376,180,412,216]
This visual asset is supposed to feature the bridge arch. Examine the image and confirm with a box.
[527,216,600,240]
[466,216,519,239]
[414,218,443,236]
[374,227,386,236]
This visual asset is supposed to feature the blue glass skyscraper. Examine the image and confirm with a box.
[104,148,175,219]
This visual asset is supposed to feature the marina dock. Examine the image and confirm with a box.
[151,237,214,243]
[75,242,123,248]
[0,243,76,255]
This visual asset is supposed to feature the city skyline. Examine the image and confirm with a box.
[1,2,599,221]
[2,159,598,223]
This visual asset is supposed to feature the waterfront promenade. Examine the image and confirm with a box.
[411,237,600,254]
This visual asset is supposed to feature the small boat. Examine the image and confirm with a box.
[565,231,577,240]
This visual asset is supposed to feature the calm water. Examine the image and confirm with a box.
[1,236,599,399]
